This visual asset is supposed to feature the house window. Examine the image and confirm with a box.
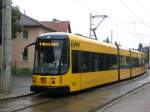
[22,30,28,39]
[22,48,28,61]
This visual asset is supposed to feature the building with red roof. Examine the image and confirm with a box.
[0,13,72,69]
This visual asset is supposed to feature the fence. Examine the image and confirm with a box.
[12,61,33,76]
[0,61,33,76]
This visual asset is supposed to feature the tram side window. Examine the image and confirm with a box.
[111,55,117,69]
[99,54,117,70]
[141,58,145,66]
[131,58,135,67]
[93,53,99,71]
[98,54,105,71]
[120,56,130,69]
[106,54,112,70]
[80,52,92,72]
[72,50,118,73]
[132,57,140,67]
[138,57,142,67]
[127,57,131,67]
[136,58,140,67]
[72,51,80,73]
[95,53,117,71]
[101,54,109,70]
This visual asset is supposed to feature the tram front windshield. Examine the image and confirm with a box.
[34,39,69,75]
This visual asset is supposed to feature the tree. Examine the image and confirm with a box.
[138,43,143,52]
[106,37,110,43]
[103,37,110,43]
[0,0,21,44]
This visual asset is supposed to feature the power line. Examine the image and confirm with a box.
[76,0,135,35]
[120,0,150,30]
[74,0,99,14]
[108,17,136,37]
[136,0,150,18]
[73,0,144,39]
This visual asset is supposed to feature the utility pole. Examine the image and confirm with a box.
[111,30,113,44]
[149,43,150,68]
[89,13,107,39]
[0,0,12,93]
[89,13,92,38]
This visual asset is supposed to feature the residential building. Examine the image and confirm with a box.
[0,13,71,69]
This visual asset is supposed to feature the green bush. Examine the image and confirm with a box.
[12,66,32,76]
[0,65,32,76]
[20,68,32,75]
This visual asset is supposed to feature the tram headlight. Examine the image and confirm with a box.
[51,77,55,84]
[32,77,36,84]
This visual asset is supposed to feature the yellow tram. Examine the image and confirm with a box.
[29,32,146,93]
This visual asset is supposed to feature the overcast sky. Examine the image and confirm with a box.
[12,0,150,49]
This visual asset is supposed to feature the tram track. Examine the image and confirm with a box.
[11,98,57,112]
[91,71,150,112]
[0,72,149,112]
[91,78,150,112]
[0,90,81,112]
[0,93,57,112]
[0,93,35,102]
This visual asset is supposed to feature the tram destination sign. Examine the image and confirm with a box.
[39,42,59,47]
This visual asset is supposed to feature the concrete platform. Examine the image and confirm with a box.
[0,86,32,100]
